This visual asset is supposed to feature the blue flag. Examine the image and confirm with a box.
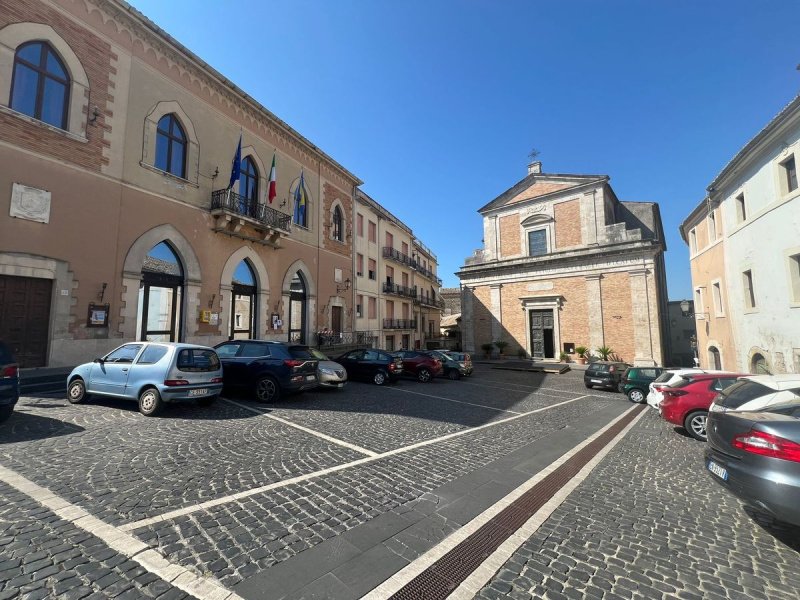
[228,134,242,190]
[293,171,307,226]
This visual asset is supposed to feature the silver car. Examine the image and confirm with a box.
[67,342,223,416]
[310,348,347,389]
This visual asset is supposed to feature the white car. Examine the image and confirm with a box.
[646,369,702,408]
[710,375,800,414]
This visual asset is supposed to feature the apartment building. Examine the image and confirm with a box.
[0,0,361,366]
[458,162,669,365]
[680,94,800,374]
[354,191,442,351]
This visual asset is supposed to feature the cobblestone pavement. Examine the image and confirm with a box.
[0,482,195,600]
[477,408,800,600]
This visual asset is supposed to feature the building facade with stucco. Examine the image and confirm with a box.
[0,0,362,367]
[457,162,669,365]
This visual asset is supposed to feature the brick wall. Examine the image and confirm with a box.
[1,1,113,171]
[471,286,494,351]
[554,199,582,249]
[499,213,520,258]
[322,182,352,257]
[600,272,635,362]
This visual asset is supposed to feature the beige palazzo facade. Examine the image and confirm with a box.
[457,162,669,365]
[0,0,363,366]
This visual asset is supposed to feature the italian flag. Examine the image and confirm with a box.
[268,154,277,203]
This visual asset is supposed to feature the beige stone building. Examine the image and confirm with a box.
[0,0,362,366]
[353,191,442,351]
[458,162,669,365]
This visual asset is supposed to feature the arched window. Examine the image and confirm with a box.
[10,42,70,129]
[751,353,768,374]
[239,157,259,202]
[231,260,257,340]
[138,242,184,342]
[332,205,343,242]
[708,346,721,370]
[289,271,307,343]
[155,114,187,178]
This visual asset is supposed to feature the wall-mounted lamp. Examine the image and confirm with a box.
[280,198,287,208]
[98,282,107,301]
[336,278,351,294]
[89,106,101,124]
[680,299,708,320]
[211,166,219,180]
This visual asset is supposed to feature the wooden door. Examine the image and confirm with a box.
[0,275,52,367]
[331,306,342,334]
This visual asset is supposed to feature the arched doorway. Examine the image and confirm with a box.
[751,353,768,374]
[708,346,722,370]
[231,260,257,340]
[137,242,183,342]
[289,271,307,343]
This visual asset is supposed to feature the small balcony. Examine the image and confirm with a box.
[412,261,442,286]
[415,294,445,309]
[382,246,413,266]
[382,281,417,299]
[383,318,417,330]
[210,189,292,247]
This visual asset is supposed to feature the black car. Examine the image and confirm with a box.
[214,340,318,402]
[0,342,19,423]
[706,405,800,527]
[335,349,403,385]
[584,361,629,391]
[621,366,667,403]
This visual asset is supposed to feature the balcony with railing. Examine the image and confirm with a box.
[382,281,417,299]
[383,318,417,330]
[415,293,445,309]
[412,262,442,286]
[382,246,413,266]
[315,330,379,349]
[210,189,292,247]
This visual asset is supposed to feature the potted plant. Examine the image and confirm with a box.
[575,346,588,365]
[494,340,508,359]
[596,346,614,361]
[480,342,494,359]
[559,351,569,363]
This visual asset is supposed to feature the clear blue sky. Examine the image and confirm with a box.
[129,0,799,299]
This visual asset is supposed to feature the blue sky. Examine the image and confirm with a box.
[129,0,798,299]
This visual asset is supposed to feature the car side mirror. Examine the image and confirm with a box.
[93,357,104,363]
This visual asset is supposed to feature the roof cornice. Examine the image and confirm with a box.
[481,177,608,216]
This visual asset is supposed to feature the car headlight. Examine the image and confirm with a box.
[319,367,335,375]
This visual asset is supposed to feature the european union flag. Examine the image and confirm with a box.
[228,134,242,190]
[293,171,307,227]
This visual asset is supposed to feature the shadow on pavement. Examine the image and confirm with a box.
[744,506,800,552]
[75,396,259,421]
[0,410,85,444]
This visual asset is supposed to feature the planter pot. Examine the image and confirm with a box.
[578,357,587,365]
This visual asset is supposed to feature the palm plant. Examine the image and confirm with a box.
[595,346,614,361]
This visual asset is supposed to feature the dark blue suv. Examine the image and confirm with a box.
[214,340,319,402]
[0,342,20,423]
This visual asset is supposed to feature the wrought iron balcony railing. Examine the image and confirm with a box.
[382,246,413,266]
[383,319,417,330]
[411,262,442,286]
[418,295,445,309]
[382,281,416,298]
[211,189,291,232]
[315,330,379,348]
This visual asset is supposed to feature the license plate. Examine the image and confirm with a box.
[189,388,208,396]
[707,460,728,481]
[591,379,603,384]
[306,375,316,381]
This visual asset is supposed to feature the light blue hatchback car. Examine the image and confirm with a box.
[67,342,223,416]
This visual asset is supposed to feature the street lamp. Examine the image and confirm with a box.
[336,277,351,294]
[679,299,708,319]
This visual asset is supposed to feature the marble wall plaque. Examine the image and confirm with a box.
[10,183,50,224]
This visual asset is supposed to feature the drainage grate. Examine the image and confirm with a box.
[390,405,645,600]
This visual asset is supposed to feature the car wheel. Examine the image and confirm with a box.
[67,378,88,404]
[0,405,13,424]
[197,396,217,407]
[447,369,460,381]
[684,411,708,441]
[584,382,593,389]
[138,387,163,416]
[255,377,280,403]
[373,370,387,386]
[417,368,432,383]
[627,388,645,404]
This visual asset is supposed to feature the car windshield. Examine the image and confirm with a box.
[718,380,773,408]
[177,348,220,372]
[289,346,315,360]
[310,348,329,360]
[654,371,675,383]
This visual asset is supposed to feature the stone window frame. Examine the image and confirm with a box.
[784,246,800,308]
[329,200,346,243]
[694,287,705,320]
[0,23,90,139]
[742,268,758,313]
[238,147,267,204]
[710,278,725,318]
[141,101,200,186]
[519,214,554,258]
[707,209,717,242]
[689,227,698,254]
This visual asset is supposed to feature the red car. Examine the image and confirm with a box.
[660,372,747,441]
[393,350,442,383]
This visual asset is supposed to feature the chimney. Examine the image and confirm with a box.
[527,161,542,175]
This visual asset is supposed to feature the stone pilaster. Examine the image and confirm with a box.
[462,286,475,352]
[629,269,656,366]
[585,274,604,352]
[489,284,503,342]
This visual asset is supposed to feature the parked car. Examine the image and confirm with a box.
[583,361,629,391]
[0,342,20,424]
[648,369,696,408]
[659,372,746,441]
[422,350,472,380]
[335,349,403,385]
[393,350,443,383]
[706,402,800,527]
[309,348,348,389]
[710,375,800,414]
[621,366,667,403]
[67,343,223,416]
[214,340,318,402]
[446,351,474,377]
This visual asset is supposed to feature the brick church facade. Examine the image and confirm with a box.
[457,162,669,365]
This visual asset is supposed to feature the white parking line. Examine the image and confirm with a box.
[461,379,600,397]
[382,386,522,414]
[221,398,379,457]
[363,405,647,599]
[118,395,589,532]
[0,465,242,600]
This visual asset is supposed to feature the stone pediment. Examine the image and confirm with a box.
[507,181,575,205]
